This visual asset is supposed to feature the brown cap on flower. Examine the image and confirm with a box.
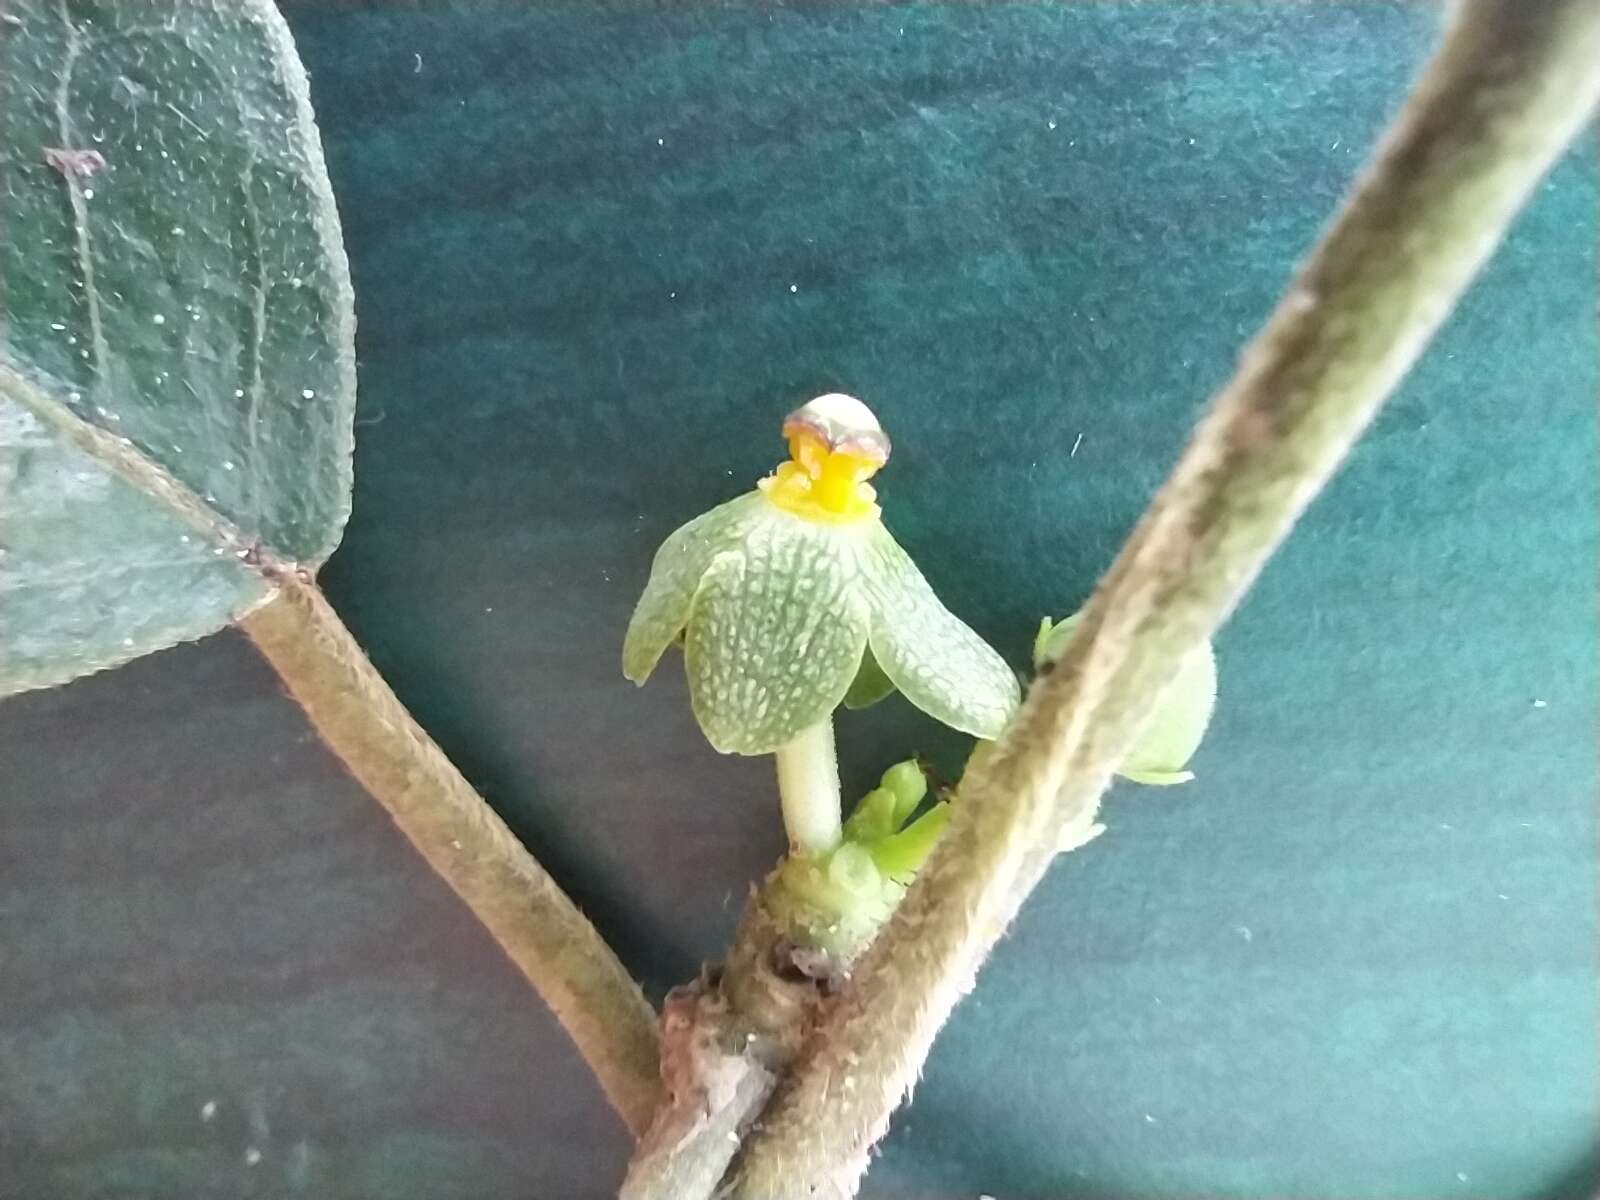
[781,393,892,467]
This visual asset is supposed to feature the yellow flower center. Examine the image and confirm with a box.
[759,430,882,524]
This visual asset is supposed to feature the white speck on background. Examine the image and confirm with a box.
[234,388,245,398]
[82,188,94,199]
[222,460,235,471]
[789,284,798,293]
[302,388,315,399]
[1144,1113,1157,1124]
[1457,1173,1469,1184]
[200,1100,217,1122]
[1440,823,1453,831]
[657,137,664,146]
[1532,699,1547,708]
[1071,432,1083,457]
[152,313,165,325]
[1496,893,1508,900]
[245,1148,262,1167]
[1235,925,1252,943]
[1047,119,1056,130]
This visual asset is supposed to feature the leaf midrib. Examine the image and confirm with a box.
[2,0,356,584]
[0,359,294,583]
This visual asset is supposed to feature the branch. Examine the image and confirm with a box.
[240,574,662,1136]
[724,1,1600,1195]
[619,900,818,1200]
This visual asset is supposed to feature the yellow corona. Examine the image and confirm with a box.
[759,393,891,524]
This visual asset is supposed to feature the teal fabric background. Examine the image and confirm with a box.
[2,3,1595,1198]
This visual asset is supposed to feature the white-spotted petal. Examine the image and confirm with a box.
[858,521,1021,739]
[683,520,871,754]
[622,492,770,684]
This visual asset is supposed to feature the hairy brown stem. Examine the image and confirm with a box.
[241,574,662,1135]
[618,899,822,1200]
[725,2,1600,1196]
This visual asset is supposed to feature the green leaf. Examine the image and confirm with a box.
[682,520,870,755]
[0,0,354,696]
[842,643,897,710]
[859,521,1021,740]
[1037,612,1218,784]
[621,491,769,684]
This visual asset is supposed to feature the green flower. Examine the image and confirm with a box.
[623,394,1020,755]
[1033,611,1217,785]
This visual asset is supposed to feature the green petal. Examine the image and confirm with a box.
[683,519,870,754]
[858,522,1021,739]
[842,644,897,710]
[1038,612,1217,783]
[621,491,770,683]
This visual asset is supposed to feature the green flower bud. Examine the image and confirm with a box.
[879,759,928,827]
[767,763,950,955]
[1035,611,1217,785]
[868,801,950,881]
[841,786,899,844]
[766,844,903,959]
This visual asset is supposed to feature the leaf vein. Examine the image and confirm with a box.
[52,0,111,398]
